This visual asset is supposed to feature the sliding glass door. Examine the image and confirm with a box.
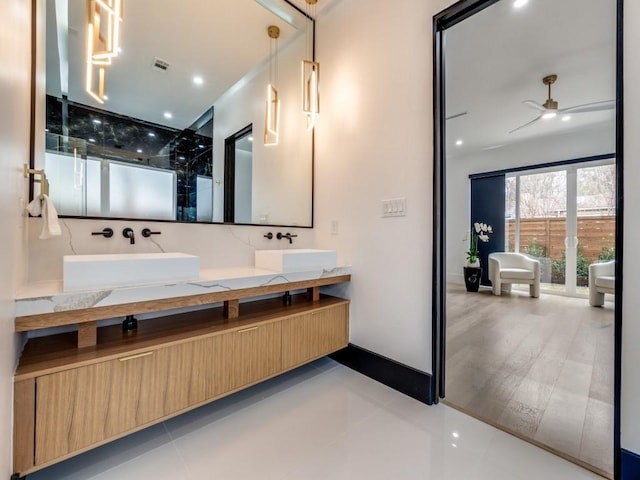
[506,160,615,296]
[576,164,617,294]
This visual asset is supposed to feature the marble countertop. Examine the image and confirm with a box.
[15,266,352,318]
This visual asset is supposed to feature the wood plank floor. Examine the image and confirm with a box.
[445,284,614,476]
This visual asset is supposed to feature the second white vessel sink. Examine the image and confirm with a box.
[63,253,200,292]
[255,249,337,273]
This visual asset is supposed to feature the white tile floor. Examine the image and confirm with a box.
[28,359,603,480]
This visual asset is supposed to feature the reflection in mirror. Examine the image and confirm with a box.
[439,0,616,476]
[224,125,254,224]
[37,0,314,226]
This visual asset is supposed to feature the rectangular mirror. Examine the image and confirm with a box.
[34,0,314,227]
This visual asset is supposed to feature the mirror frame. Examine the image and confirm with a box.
[432,0,623,477]
[29,0,316,228]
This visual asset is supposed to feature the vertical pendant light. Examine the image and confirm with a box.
[302,0,319,130]
[264,25,281,146]
[86,0,123,104]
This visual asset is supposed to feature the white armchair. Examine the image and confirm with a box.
[589,260,615,307]
[488,252,540,298]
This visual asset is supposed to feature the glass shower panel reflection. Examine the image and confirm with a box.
[196,175,213,222]
[109,162,176,220]
[518,171,567,291]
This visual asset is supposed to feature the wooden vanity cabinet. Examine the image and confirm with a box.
[34,336,220,464]
[13,294,349,477]
[228,321,282,390]
[282,302,349,370]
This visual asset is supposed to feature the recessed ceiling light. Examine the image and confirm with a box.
[452,432,460,438]
[514,0,528,8]
[193,76,204,86]
[542,112,557,120]
[148,132,156,137]
[562,115,571,122]
[164,112,173,119]
[455,139,463,146]
[137,149,143,153]
[451,443,458,448]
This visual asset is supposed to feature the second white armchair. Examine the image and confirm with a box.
[488,252,541,298]
[588,260,615,307]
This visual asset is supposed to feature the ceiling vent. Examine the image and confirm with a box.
[153,58,170,72]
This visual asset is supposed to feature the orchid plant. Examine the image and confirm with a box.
[466,222,493,266]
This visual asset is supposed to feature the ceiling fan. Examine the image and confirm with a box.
[509,74,614,133]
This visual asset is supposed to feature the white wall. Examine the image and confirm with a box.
[446,124,615,281]
[622,0,640,456]
[0,0,31,476]
[314,0,432,372]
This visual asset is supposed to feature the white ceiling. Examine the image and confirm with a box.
[46,0,317,129]
[445,0,617,158]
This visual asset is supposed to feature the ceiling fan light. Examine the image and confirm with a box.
[542,111,557,120]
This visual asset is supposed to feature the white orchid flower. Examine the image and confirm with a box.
[479,234,489,242]
[487,225,493,233]
[474,223,481,233]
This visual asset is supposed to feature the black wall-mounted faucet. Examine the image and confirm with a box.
[277,232,298,244]
[123,227,135,245]
[264,232,273,240]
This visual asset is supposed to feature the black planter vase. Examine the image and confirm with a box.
[463,266,482,292]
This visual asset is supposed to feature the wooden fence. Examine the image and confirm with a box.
[506,216,615,263]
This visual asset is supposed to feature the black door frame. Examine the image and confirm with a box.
[431,1,623,478]
[223,124,253,223]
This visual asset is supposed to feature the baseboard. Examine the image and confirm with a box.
[329,344,434,405]
[622,449,640,479]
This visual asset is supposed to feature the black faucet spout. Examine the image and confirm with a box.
[123,227,135,245]
[277,232,298,244]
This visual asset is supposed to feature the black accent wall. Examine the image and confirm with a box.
[470,174,505,285]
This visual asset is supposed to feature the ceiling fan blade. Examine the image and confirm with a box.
[446,111,468,121]
[560,100,615,114]
[523,100,546,112]
[509,115,542,134]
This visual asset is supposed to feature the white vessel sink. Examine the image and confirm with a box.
[63,253,200,292]
[255,249,337,273]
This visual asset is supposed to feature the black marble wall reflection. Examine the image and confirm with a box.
[45,95,213,222]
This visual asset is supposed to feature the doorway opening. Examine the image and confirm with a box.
[432,0,622,478]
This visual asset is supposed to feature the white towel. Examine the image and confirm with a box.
[26,194,62,239]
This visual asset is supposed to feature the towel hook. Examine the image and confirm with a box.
[24,164,50,197]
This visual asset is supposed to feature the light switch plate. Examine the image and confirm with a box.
[381,198,407,217]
